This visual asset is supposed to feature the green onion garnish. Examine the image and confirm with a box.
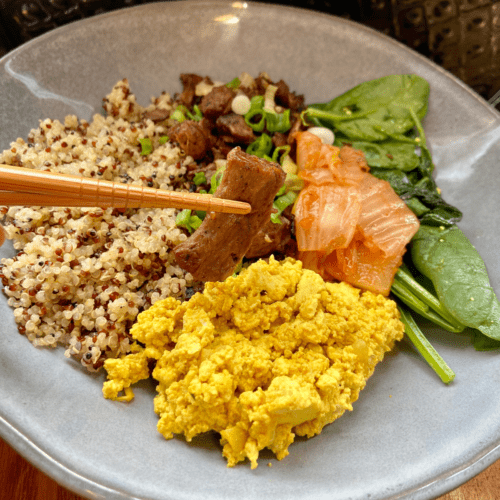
[139,138,153,156]
[271,191,298,224]
[175,209,203,234]
[193,171,208,186]
[246,133,273,158]
[226,77,241,89]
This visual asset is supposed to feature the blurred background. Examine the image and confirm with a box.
[0,0,499,100]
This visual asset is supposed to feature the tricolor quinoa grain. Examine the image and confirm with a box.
[0,79,197,371]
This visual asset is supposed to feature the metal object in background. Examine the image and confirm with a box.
[0,0,499,101]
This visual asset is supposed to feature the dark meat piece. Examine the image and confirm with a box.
[168,118,214,160]
[199,162,218,185]
[211,136,233,159]
[254,73,273,95]
[198,85,235,120]
[215,114,255,144]
[174,147,286,282]
[245,214,292,259]
[143,108,170,123]
[178,74,205,107]
[272,132,288,149]
[275,80,305,112]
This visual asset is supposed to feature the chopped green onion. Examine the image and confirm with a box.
[270,213,281,224]
[244,96,266,132]
[226,77,241,89]
[175,209,203,234]
[272,145,291,164]
[189,104,203,121]
[265,109,291,133]
[243,94,290,133]
[171,104,204,123]
[231,94,252,115]
[139,138,153,156]
[263,84,278,112]
[284,173,304,192]
[275,185,287,197]
[159,135,169,145]
[271,191,297,224]
[189,215,203,231]
[209,166,226,194]
[232,260,243,276]
[171,108,186,122]
[246,133,273,158]
[281,154,297,174]
[176,209,191,228]
[307,126,335,145]
[193,171,208,186]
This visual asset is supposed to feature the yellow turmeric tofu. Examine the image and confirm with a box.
[103,256,404,468]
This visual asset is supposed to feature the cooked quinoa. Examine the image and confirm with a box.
[0,79,197,371]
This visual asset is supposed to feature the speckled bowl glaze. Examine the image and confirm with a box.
[1,2,500,499]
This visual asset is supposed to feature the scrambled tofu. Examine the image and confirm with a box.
[103,257,404,468]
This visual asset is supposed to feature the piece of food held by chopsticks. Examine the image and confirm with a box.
[173,147,286,282]
[0,163,251,214]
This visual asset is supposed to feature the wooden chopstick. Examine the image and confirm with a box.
[0,191,141,208]
[0,164,251,214]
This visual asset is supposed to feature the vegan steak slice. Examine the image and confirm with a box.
[174,147,286,282]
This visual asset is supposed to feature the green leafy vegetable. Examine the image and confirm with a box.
[306,73,500,380]
[370,167,463,226]
[398,305,455,384]
[306,74,429,141]
[472,331,500,351]
[411,225,500,341]
[391,268,465,333]
[335,136,420,171]
[306,74,462,227]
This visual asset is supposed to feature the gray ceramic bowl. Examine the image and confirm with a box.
[1,2,500,499]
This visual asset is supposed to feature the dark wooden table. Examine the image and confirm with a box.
[1,435,499,500]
